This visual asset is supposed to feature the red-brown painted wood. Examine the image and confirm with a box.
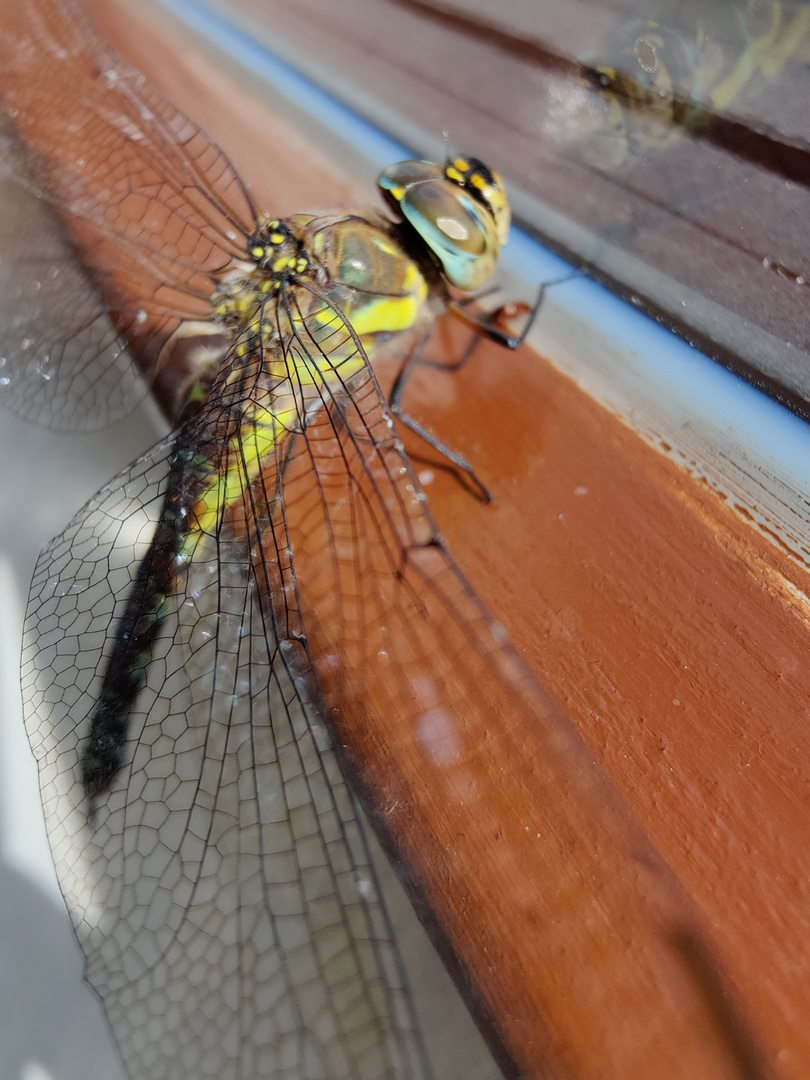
[27,2,810,1076]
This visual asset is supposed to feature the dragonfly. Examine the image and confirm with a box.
[0,2,542,1078]
[0,3,771,1080]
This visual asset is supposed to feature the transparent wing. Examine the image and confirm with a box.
[269,287,572,786]
[22,428,433,1080]
[0,166,148,428]
[0,0,255,429]
[18,273,711,1080]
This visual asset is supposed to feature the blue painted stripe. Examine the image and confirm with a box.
[549,273,810,482]
[504,227,574,285]
[159,0,411,166]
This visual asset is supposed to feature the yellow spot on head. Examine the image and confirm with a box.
[251,245,265,259]
[453,157,469,172]
[269,232,284,245]
[267,219,279,229]
[445,166,463,183]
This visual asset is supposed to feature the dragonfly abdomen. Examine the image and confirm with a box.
[81,441,208,801]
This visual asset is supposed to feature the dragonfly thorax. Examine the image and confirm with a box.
[211,218,311,334]
[247,217,310,276]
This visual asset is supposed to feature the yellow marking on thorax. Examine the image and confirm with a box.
[330,262,428,338]
[346,292,424,336]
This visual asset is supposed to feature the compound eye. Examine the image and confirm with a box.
[400,179,499,290]
[378,159,445,196]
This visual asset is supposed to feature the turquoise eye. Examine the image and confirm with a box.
[378,157,509,291]
[397,179,499,290]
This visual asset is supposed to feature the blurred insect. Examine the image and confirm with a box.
[574,0,810,170]
[0,1,539,1078]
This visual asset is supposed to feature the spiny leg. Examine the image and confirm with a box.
[389,275,574,501]
[388,326,494,504]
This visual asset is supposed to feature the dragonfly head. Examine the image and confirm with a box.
[378,156,510,291]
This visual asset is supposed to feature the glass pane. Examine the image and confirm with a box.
[216,0,810,410]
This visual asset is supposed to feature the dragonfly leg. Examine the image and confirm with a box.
[448,270,580,349]
[389,335,494,503]
[389,274,577,502]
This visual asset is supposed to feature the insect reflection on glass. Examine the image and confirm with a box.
[0,2,536,1077]
[573,0,810,171]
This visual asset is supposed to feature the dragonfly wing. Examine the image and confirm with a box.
[272,296,558,760]
[22,432,433,1080]
[0,0,255,430]
[0,167,148,429]
[264,294,712,1058]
